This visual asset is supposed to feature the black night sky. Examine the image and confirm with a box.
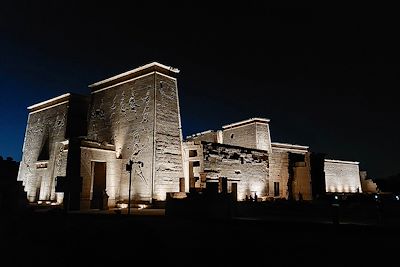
[1,2,399,179]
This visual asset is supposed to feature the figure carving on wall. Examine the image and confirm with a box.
[55,144,64,175]
[132,130,141,151]
[111,95,117,110]
[135,167,148,185]
[141,90,150,123]
[53,113,66,135]
[120,91,126,114]
[91,98,105,121]
[129,90,140,112]
[54,113,65,128]
[23,118,47,174]
[109,95,117,120]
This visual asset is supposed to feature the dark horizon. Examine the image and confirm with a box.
[1,3,399,179]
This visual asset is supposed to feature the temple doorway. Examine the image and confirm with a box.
[90,162,107,209]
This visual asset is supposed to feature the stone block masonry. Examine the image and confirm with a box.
[183,141,269,201]
[87,63,184,202]
[18,62,184,208]
[17,93,89,203]
[17,61,369,209]
[324,159,362,193]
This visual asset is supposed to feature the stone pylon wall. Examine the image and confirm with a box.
[153,74,184,200]
[324,160,362,193]
[87,72,183,201]
[87,74,155,201]
[17,103,69,202]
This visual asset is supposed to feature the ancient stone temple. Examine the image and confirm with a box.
[17,61,366,210]
[184,117,364,201]
[18,62,184,209]
[184,118,313,201]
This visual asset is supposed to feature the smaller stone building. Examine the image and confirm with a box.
[183,140,269,201]
[184,118,314,201]
[184,117,366,201]
[324,159,362,193]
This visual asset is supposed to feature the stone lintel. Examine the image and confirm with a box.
[271,142,309,152]
[80,140,115,151]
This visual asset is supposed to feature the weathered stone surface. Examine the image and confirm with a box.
[183,141,269,200]
[269,150,289,198]
[79,143,122,209]
[186,130,220,143]
[222,119,272,151]
[324,159,362,193]
[185,126,315,201]
[18,62,369,208]
[18,63,184,207]
[86,69,183,202]
[87,74,155,201]
[17,94,89,202]
[154,74,184,200]
[291,154,312,201]
[360,171,377,193]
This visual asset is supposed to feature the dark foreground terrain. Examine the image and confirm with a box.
[1,207,399,267]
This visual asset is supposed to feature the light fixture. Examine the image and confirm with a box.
[126,160,144,215]
[138,204,147,210]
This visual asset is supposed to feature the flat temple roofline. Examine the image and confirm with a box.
[186,129,214,138]
[222,117,270,129]
[88,62,180,90]
[325,159,360,165]
[271,142,309,150]
[27,93,72,111]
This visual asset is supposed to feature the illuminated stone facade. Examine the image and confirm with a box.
[183,141,269,201]
[271,143,312,201]
[18,62,366,209]
[185,118,363,200]
[86,63,184,203]
[324,159,362,193]
[18,62,184,209]
[360,171,377,193]
[17,93,89,203]
[185,118,313,201]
